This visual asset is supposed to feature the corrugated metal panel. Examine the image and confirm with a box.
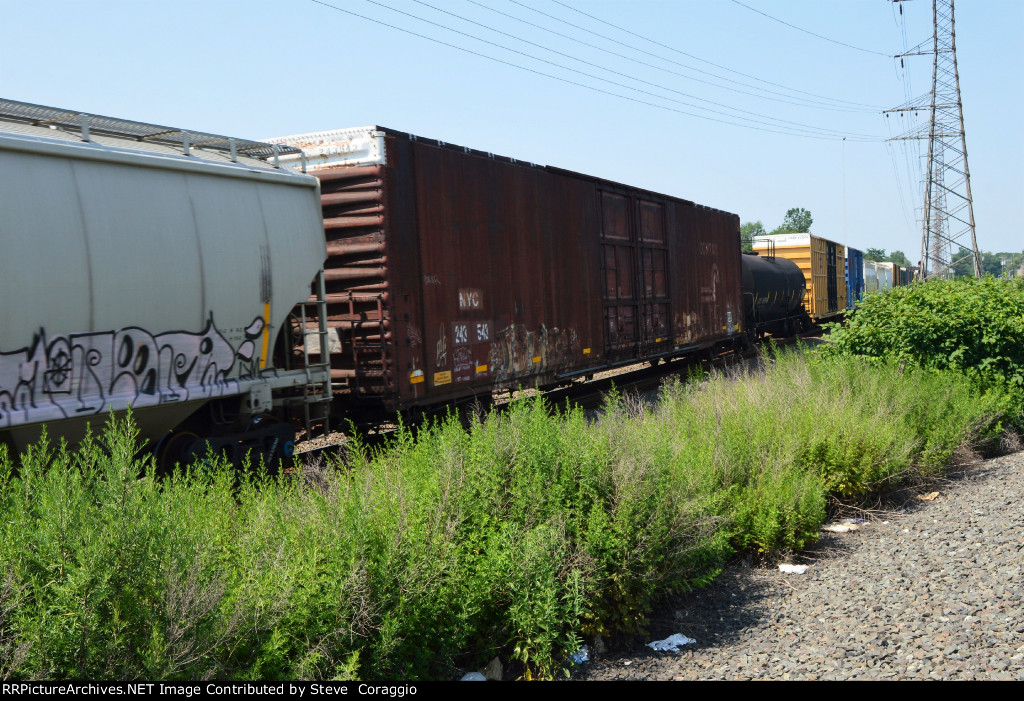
[295,164,394,398]
[845,246,865,308]
[865,260,895,292]
[289,128,741,416]
[753,234,846,320]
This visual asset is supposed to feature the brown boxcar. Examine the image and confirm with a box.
[271,127,743,419]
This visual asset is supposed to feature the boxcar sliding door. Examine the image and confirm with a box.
[636,198,670,352]
[600,191,636,357]
[600,190,671,359]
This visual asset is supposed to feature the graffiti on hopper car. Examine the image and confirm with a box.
[0,314,263,429]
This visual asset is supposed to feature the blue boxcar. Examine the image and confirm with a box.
[845,246,865,309]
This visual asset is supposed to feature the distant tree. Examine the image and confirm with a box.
[781,207,813,232]
[981,252,1003,277]
[740,220,765,252]
[769,207,813,235]
[889,250,910,267]
[951,246,975,277]
[864,248,887,262]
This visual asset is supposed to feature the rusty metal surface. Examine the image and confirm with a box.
[299,129,742,416]
[291,163,393,402]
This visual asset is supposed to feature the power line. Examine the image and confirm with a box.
[352,0,881,140]
[404,0,880,138]
[307,0,879,141]
[466,0,877,114]
[541,0,884,109]
[728,0,892,57]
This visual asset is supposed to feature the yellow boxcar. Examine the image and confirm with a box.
[752,233,847,321]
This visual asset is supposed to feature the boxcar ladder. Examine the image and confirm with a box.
[295,270,333,436]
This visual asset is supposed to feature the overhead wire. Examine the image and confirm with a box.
[540,0,885,110]
[885,120,916,231]
[404,0,880,138]
[889,0,927,235]
[323,0,881,141]
[728,0,892,57]
[307,0,878,141]
[467,0,877,114]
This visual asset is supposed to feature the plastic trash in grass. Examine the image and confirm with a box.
[647,634,696,651]
[823,517,869,533]
[460,672,487,681]
[569,645,590,665]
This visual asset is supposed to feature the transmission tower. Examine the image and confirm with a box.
[885,0,980,279]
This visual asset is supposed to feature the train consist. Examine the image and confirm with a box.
[0,99,905,462]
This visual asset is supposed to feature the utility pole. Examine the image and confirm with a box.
[885,0,981,279]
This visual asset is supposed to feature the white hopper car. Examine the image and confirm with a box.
[0,100,331,467]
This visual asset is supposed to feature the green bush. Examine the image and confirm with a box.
[0,348,1014,681]
[824,276,1024,395]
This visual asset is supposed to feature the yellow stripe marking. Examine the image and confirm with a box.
[259,301,271,370]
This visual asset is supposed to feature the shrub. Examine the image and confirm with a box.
[0,347,1014,680]
[824,276,1024,397]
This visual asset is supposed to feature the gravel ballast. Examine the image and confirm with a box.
[573,450,1024,681]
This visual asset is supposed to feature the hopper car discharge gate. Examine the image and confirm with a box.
[0,99,332,466]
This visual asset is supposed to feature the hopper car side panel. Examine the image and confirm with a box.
[0,118,327,452]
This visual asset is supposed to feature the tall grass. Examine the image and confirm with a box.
[0,351,1013,680]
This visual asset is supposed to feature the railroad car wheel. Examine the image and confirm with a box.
[154,430,199,474]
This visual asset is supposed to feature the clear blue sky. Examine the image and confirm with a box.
[3,0,1021,258]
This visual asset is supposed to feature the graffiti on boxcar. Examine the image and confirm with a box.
[674,312,699,344]
[452,346,474,383]
[0,314,260,429]
[406,322,422,348]
[435,324,448,367]
[487,324,579,382]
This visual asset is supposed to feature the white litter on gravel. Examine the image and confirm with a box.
[779,564,808,574]
[647,634,697,651]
